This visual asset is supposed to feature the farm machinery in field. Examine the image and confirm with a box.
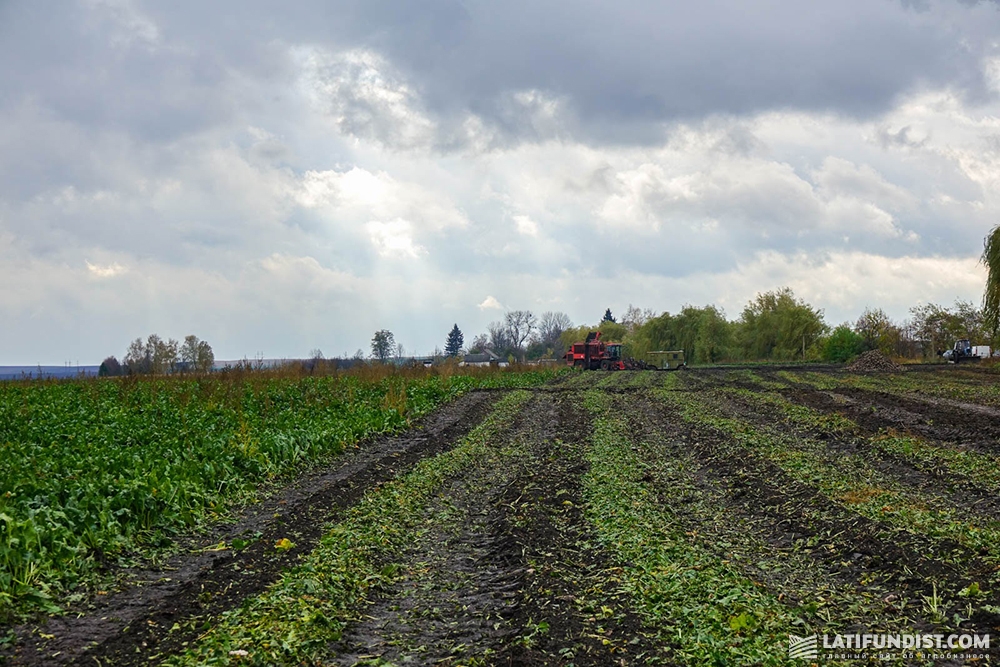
[941,339,992,363]
[563,331,685,370]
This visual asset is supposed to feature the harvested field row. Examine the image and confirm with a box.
[5,365,1000,665]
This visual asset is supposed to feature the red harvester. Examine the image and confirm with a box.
[564,331,626,370]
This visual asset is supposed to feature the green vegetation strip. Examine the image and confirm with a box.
[0,370,555,621]
[727,386,1000,503]
[581,390,801,665]
[165,390,532,666]
[618,397,928,646]
[660,388,1000,580]
[791,370,1000,407]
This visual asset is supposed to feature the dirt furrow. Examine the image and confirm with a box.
[639,389,1000,637]
[5,390,500,667]
[324,394,540,664]
[497,391,654,666]
[787,386,1000,456]
[717,388,1000,524]
[326,390,653,666]
[740,384,1000,527]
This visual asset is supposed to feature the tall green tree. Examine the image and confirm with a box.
[909,300,985,356]
[629,306,732,364]
[822,325,865,362]
[854,308,899,355]
[445,324,464,357]
[738,288,827,360]
[983,226,1000,336]
[602,308,616,323]
[371,330,395,362]
[181,335,215,372]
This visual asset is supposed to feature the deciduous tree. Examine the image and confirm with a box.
[537,311,572,349]
[854,308,898,355]
[983,226,1000,335]
[504,310,537,353]
[98,356,122,377]
[371,330,395,362]
[738,288,826,360]
[621,304,656,332]
[181,335,215,372]
[822,325,865,362]
[488,320,513,356]
[468,333,489,354]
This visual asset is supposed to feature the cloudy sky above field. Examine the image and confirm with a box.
[3,0,1000,362]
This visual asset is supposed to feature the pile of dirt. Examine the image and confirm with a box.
[846,350,902,372]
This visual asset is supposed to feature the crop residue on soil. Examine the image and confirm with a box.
[5,363,1000,665]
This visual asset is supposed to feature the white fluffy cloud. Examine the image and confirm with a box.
[478,295,504,310]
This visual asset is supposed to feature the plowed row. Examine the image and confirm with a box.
[6,366,1000,665]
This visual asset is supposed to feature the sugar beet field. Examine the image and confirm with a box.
[4,366,1000,665]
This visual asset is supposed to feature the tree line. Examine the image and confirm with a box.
[105,289,991,377]
[99,334,215,376]
[402,227,1000,366]
[409,288,995,367]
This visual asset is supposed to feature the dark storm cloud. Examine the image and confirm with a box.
[3,0,997,153]
[137,0,997,145]
[0,4,241,138]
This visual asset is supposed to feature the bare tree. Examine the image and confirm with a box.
[504,310,537,357]
[622,304,657,332]
[537,311,572,348]
[488,321,512,354]
[469,333,489,353]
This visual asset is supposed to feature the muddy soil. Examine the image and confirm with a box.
[6,366,1000,665]
[631,391,1000,636]
[3,391,498,667]
[788,385,1000,454]
[720,387,1000,523]
[327,392,654,665]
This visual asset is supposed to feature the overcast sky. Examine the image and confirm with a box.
[3,0,1000,363]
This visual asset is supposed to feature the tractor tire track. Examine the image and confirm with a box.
[762,386,1000,523]
[326,390,654,666]
[496,390,655,666]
